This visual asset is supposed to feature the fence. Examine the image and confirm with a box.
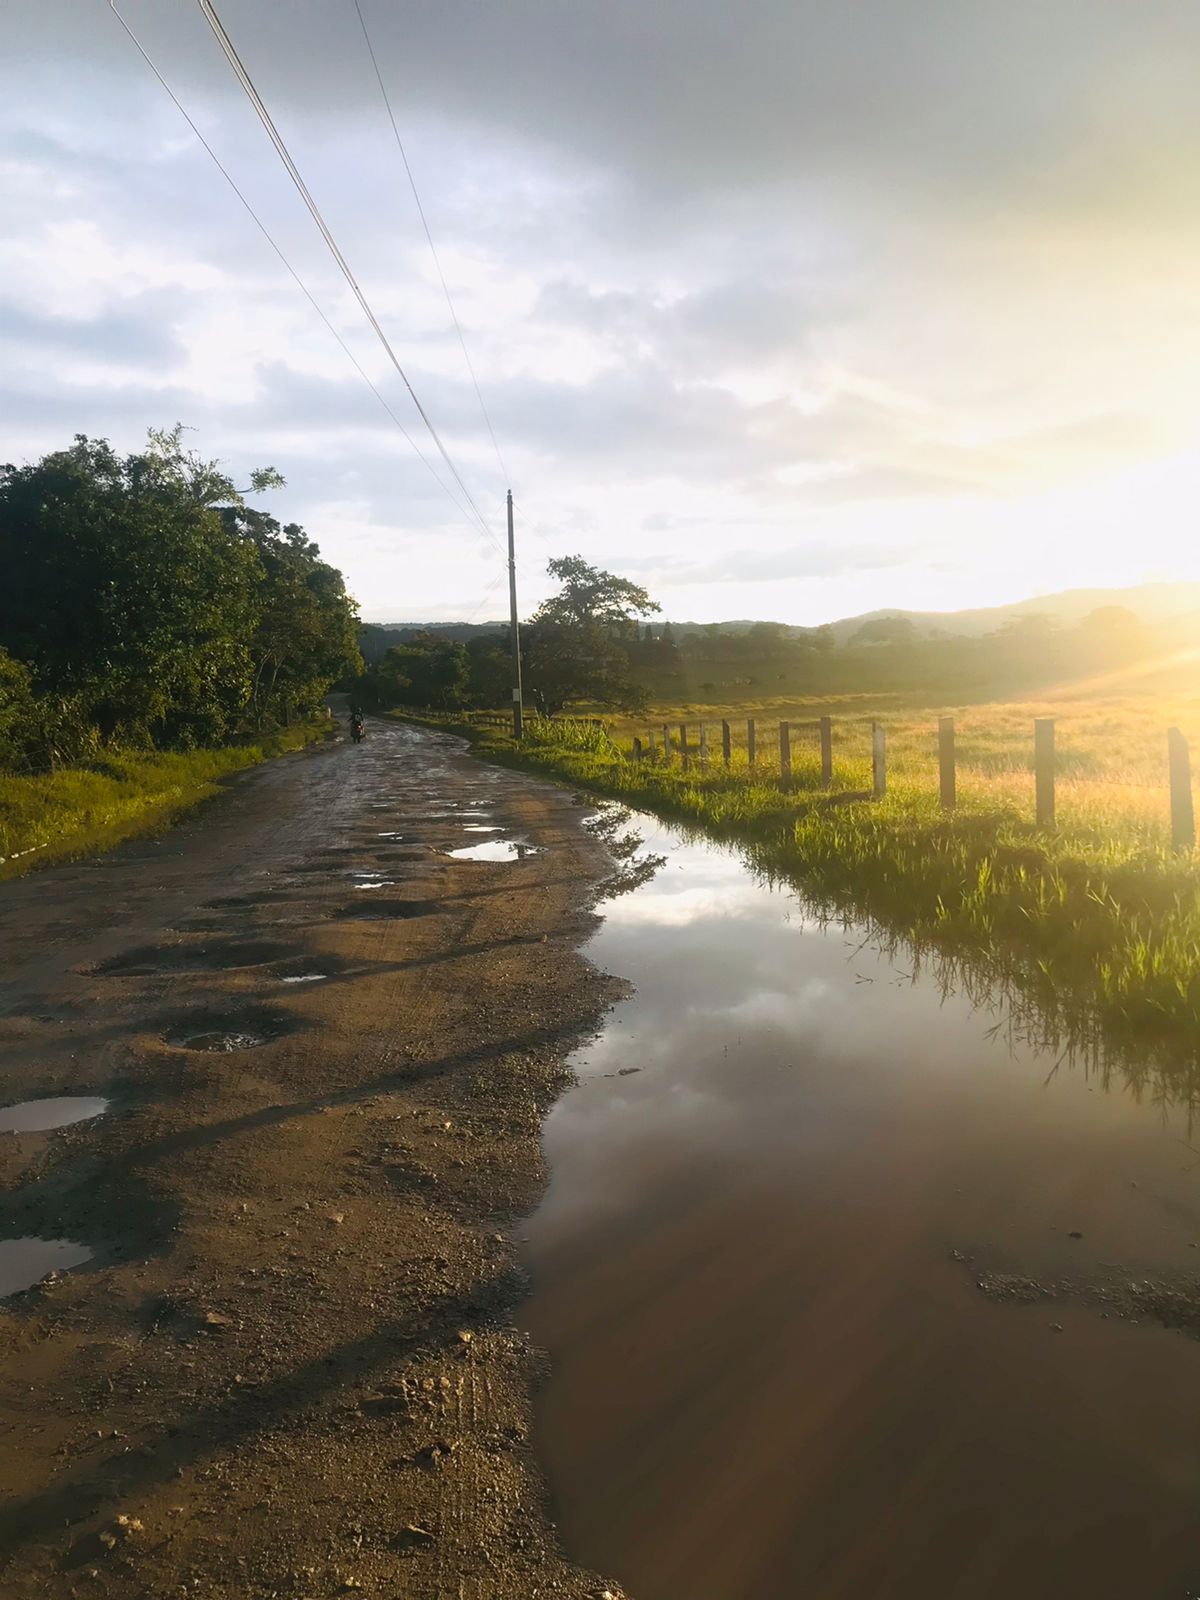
[614,714,1198,851]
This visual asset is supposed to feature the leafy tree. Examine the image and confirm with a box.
[523,555,660,716]
[0,648,36,768]
[368,633,470,710]
[0,426,359,761]
[219,507,361,728]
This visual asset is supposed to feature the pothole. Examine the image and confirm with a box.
[462,824,501,833]
[1,1237,93,1297]
[0,1097,110,1134]
[333,900,440,922]
[448,841,542,862]
[163,1011,297,1052]
[95,940,298,976]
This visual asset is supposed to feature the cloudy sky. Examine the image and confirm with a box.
[5,2,1200,624]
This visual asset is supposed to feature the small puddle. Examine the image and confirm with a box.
[462,824,501,833]
[522,810,1200,1600]
[280,973,328,985]
[448,840,541,862]
[0,1097,109,1134]
[1,1237,93,1297]
[168,1030,272,1052]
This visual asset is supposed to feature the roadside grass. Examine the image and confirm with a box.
[0,721,334,878]
[411,698,1200,1088]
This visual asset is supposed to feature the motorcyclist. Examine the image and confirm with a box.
[350,703,365,743]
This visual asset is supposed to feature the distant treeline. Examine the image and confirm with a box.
[0,428,362,770]
[358,566,1188,717]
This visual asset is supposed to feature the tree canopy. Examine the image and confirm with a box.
[0,428,361,765]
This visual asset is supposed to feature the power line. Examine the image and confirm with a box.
[463,565,508,624]
[107,0,489,542]
[352,0,509,492]
[194,0,500,550]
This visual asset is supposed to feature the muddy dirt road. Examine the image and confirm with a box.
[0,720,622,1599]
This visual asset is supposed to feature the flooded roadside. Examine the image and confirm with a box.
[521,810,1200,1600]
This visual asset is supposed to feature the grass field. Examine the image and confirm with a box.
[0,720,334,878]
[431,691,1200,1095]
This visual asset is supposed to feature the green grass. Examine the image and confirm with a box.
[415,701,1200,1094]
[0,720,334,878]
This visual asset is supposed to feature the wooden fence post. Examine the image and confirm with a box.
[779,721,791,786]
[872,722,886,798]
[1034,718,1055,827]
[648,732,656,762]
[632,737,643,762]
[679,723,689,770]
[819,715,833,787]
[662,724,671,764]
[699,723,708,766]
[939,716,956,809]
[722,720,731,767]
[1169,727,1195,850]
[747,718,756,768]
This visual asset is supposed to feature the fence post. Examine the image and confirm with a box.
[722,720,731,767]
[747,718,756,768]
[939,716,956,809]
[632,737,643,762]
[679,723,689,771]
[648,732,656,762]
[662,724,671,764]
[1169,727,1195,850]
[819,715,833,787]
[872,722,886,798]
[699,723,708,766]
[1034,717,1055,827]
[779,721,791,787]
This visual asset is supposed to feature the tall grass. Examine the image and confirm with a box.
[0,721,332,878]
[429,700,1200,1089]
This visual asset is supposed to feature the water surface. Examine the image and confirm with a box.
[0,1096,108,1134]
[0,1237,93,1296]
[522,813,1200,1600]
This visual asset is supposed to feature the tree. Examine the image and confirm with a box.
[523,555,660,716]
[0,432,263,751]
[219,507,361,728]
[849,616,918,648]
[368,634,470,710]
[0,427,359,760]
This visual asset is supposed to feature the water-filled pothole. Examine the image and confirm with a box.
[96,940,297,976]
[0,1097,109,1134]
[280,973,328,985]
[462,824,501,833]
[448,841,542,862]
[164,1011,296,1052]
[0,1237,93,1297]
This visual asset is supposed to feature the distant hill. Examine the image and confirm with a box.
[360,582,1200,653]
[823,582,1200,645]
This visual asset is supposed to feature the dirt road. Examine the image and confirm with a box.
[0,719,623,1599]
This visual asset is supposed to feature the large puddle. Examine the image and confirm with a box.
[0,1096,108,1134]
[521,812,1200,1600]
[0,1237,93,1297]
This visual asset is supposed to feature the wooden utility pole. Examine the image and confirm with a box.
[819,716,833,787]
[506,490,523,738]
[1169,727,1195,851]
[939,716,956,809]
[1034,718,1055,827]
[872,722,887,798]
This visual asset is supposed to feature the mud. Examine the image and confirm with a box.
[0,719,622,1599]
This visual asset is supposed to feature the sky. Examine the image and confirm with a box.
[4,2,1200,626]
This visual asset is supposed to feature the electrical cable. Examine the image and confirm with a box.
[194,0,501,550]
[352,0,509,492]
[107,0,489,542]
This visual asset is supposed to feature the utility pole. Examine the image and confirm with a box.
[506,489,523,738]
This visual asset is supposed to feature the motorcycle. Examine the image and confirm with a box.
[350,714,365,744]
